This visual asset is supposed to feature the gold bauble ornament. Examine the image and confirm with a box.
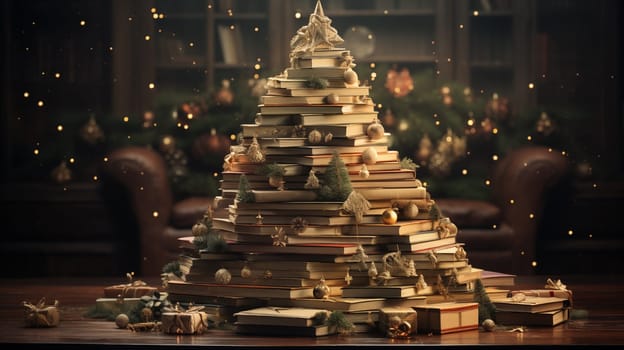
[215,79,234,106]
[115,313,129,329]
[313,278,331,299]
[385,67,414,98]
[214,268,232,285]
[367,119,385,140]
[51,161,72,184]
[325,93,340,104]
[191,222,209,236]
[359,164,370,179]
[308,129,323,144]
[344,69,359,86]
[361,146,378,165]
[382,208,398,225]
[159,135,176,154]
[240,264,252,279]
[402,202,420,220]
[482,319,496,332]
[80,115,105,145]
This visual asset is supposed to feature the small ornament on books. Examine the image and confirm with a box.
[271,227,288,247]
[192,221,209,237]
[415,274,428,291]
[240,263,252,279]
[381,208,398,225]
[401,202,419,220]
[358,164,370,179]
[427,250,438,267]
[455,246,467,260]
[290,216,308,234]
[214,268,232,285]
[304,170,321,189]
[545,278,567,290]
[366,118,385,140]
[23,298,60,328]
[361,146,378,165]
[313,278,331,299]
[379,308,417,339]
[308,129,323,144]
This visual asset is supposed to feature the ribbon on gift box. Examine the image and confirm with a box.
[105,272,157,299]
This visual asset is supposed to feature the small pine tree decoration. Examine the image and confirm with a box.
[327,311,354,335]
[318,152,352,201]
[473,279,496,323]
[236,174,255,203]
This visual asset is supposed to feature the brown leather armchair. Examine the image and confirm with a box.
[102,145,568,276]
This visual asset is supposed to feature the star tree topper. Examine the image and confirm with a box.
[290,0,344,55]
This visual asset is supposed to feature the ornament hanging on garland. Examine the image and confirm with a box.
[415,134,433,165]
[50,161,72,184]
[248,78,267,97]
[485,93,510,121]
[441,86,453,106]
[214,79,234,106]
[80,115,105,145]
[536,111,556,136]
[191,128,232,161]
[159,135,176,154]
[176,100,204,123]
[164,148,189,178]
[142,110,155,128]
[385,67,414,98]
[381,109,396,129]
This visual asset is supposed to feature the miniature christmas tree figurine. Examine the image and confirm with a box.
[473,279,497,323]
[236,174,255,203]
[319,152,352,201]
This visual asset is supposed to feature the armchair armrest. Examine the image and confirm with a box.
[491,146,569,275]
[101,146,173,276]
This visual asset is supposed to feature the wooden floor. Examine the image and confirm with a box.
[1,275,623,348]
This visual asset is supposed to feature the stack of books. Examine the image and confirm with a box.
[165,1,515,336]
[492,296,570,327]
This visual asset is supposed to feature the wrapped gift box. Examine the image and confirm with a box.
[162,310,210,334]
[23,299,60,328]
[103,284,157,298]
[378,307,417,338]
[95,297,141,316]
[413,302,478,334]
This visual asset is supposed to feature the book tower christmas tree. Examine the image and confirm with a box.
[167,1,489,336]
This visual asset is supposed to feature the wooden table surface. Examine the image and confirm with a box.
[1,275,623,348]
